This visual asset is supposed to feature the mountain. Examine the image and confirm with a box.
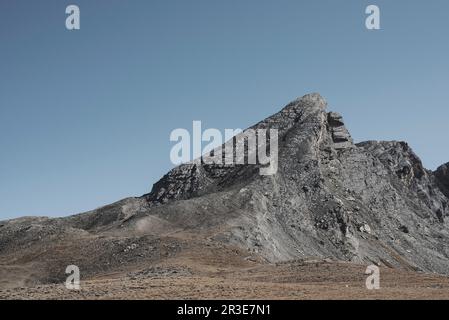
[1,93,449,297]
[143,93,449,270]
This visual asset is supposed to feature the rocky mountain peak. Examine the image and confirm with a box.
[145,94,337,205]
[142,93,449,272]
[2,93,449,286]
[284,93,327,113]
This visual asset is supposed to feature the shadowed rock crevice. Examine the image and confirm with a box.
[435,163,449,199]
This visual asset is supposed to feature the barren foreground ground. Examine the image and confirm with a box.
[2,246,449,300]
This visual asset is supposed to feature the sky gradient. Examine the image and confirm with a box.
[1,0,449,220]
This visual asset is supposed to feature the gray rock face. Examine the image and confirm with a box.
[327,112,353,149]
[435,163,449,198]
[146,163,203,204]
[1,93,449,282]
[143,93,449,272]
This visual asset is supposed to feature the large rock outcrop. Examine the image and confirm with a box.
[435,163,449,198]
[142,93,449,271]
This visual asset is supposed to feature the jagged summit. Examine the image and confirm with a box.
[146,93,354,205]
[1,93,449,290]
[143,93,449,270]
[139,93,449,271]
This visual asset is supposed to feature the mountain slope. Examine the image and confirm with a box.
[142,93,449,271]
[1,93,449,291]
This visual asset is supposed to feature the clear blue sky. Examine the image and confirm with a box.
[1,0,448,220]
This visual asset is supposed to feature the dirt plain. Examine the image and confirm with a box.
[2,242,449,300]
